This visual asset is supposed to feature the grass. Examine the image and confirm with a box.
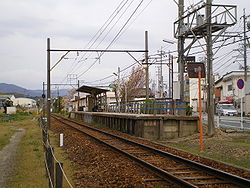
[0,113,75,188]
[166,133,250,169]
[5,116,48,188]
[0,124,17,150]
[48,131,75,188]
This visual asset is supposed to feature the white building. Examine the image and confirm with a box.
[215,71,250,113]
[13,98,37,108]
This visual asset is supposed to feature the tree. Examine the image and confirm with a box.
[52,96,64,113]
[63,89,76,111]
[118,66,146,102]
[3,98,13,113]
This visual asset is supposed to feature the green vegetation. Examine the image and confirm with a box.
[0,124,17,150]
[165,133,250,169]
[49,131,75,188]
[2,116,47,187]
[0,113,75,187]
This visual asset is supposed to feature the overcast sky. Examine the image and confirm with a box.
[0,0,249,90]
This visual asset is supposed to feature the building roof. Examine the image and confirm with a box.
[215,71,250,85]
[76,85,109,95]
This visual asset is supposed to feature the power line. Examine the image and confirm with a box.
[77,0,145,79]
[60,0,131,83]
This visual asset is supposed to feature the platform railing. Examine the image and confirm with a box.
[107,99,189,115]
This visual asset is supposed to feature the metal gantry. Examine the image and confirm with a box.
[46,32,148,129]
[174,1,237,135]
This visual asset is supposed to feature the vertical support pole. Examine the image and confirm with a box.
[118,67,121,112]
[206,0,215,136]
[43,82,46,118]
[241,89,244,129]
[125,84,128,113]
[160,47,163,98]
[56,163,63,188]
[178,0,185,115]
[145,31,149,100]
[243,9,248,82]
[243,9,247,118]
[77,80,80,111]
[47,38,51,130]
[168,52,171,98]
[47,147,54,188]
[198,68,203,152]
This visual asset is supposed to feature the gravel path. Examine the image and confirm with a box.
[0,128,25,188]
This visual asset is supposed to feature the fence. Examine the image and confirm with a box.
[38,117,73,188]
[0,114,14,122]
[215,115,250,130]
[107,99,189,115]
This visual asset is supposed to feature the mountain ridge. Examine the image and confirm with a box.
[0,83,68,98]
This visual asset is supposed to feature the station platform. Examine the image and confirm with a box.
[70,112,199,140]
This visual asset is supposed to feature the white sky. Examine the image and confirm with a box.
[0,0,249,90]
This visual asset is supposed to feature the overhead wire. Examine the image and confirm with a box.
[73,0,136,77]
[59,0,131,84]
[77,0,146,79]
[70,0,132,74]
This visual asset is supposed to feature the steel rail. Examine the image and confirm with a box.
[52,115,250,188]
[52,115,195,187]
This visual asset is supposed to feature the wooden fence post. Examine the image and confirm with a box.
[47,147,54,188]
[56,162,63,188]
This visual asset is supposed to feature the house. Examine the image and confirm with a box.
[13,97,37,108]
[215,71,250,114]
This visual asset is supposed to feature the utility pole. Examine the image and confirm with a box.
[47,38,51,129]
[118,67,121,111]
[42,82,45,117]
[77,80,80,111]
[169,53,174,99]
[145,31,149,100]
[243,9,248,82]
[178,0,185,114]
[206,0,215,136]
[160,47,163,98]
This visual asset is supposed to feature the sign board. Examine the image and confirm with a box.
[237,79,244,89]
[184,56,196,62]
[187,62,205,78]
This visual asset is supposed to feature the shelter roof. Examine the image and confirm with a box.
[76,85,109,95]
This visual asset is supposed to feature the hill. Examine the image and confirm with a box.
[0,83,69,98]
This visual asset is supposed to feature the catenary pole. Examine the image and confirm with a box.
[47,38,51,129]
[206,0,215,136]
[243,9,248,82]
[178,0,185,115]
[145,31,149,100]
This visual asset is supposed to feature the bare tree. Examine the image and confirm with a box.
[119,66,146,102]
[62,89,76,111]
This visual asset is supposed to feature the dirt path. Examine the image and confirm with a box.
[0,128,25,188]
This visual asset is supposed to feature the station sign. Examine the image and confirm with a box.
[187,62,205,78]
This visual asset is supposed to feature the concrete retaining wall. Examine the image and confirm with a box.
[70,112,199,140]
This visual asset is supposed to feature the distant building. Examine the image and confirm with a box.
[13,97,37,108]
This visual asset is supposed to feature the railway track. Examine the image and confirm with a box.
[51,114,250,188]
